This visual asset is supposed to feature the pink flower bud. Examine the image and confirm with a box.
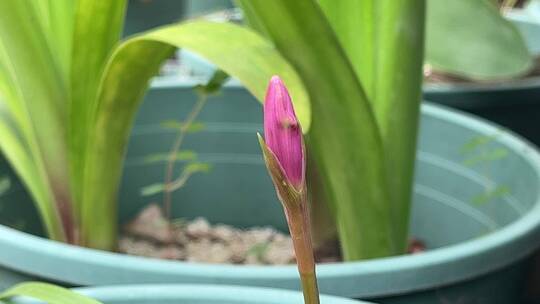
[263,75,305,190]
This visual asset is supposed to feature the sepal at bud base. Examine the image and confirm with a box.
[257,133,304,209]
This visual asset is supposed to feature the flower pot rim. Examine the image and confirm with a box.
[0,102,539,298]
[70,284,371,303]
[423,75,540,94]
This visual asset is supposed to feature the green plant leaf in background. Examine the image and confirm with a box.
[81,20,310,249]
[160,120,206,133]
[0,0,309,251]
[0,282,101,304]
[70,0,127,223]
[426,0,532,80]
[144,150,198,164]
[0,0,74,242]
[318,0,425,254]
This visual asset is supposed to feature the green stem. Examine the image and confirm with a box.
[300,272,320,304]
[162,92,208,220]
[285,196,320,304]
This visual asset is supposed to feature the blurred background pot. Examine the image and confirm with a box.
[423,11,540,146]
[124,0,233,36]
[0,83,539,304]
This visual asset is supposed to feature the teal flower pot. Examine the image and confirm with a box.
[0,81,540,304]
[10,285,373,304]
[124,0,187,36]
[75,285,373,304]
[123,0,234,36]
[185,0,234,17]
[423,10,540,146]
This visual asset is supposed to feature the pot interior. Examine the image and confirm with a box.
[0,83,536,254]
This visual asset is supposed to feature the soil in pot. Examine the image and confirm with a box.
[118,204,425,265]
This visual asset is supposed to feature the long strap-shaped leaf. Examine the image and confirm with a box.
[70,0,127,212]
[81,21,310,249]
[32,0,74,80]
[318,0,425,253]
[0,282,101,304]
[371,1,425,250]
[0,0,73,242]
[0,106,62,240]
[318,0,376,100]
[0,45,64,240]
[240,0,397,259]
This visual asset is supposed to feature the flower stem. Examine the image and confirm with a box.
[300,272,320,304]
[285,196,320,304]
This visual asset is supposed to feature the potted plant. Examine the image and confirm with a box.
[423,0,540,145]
[1,1,540,304]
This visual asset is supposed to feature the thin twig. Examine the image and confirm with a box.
[162,93,208,220]
[166,169,195,193]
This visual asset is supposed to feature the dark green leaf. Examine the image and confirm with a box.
[196,69,230,95]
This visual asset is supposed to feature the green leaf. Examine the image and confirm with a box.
[69,0,127,214]
[241,0,397,259]
[140,183,166,197]
[160,120,206,133]
[234,1,271,38]
[0,282,101,304]
[184,162,212,174]
[33,0,74,79]
[370,0,425,252]
[0,176,10,196]
[461,134,499,154]
[318,0,376,99]
[426,0,533,80]
[81,20,307,249]
[140,162,211,197]
[472,185,510,205]
[463,148,509,167]
[0,0,75,242]
[195,69,230,95]
[0,103,62,240]
[143,151,198,164]
[319,0,425,253]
